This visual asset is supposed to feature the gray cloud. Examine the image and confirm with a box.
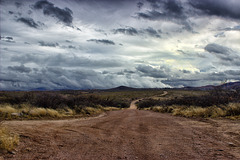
[38,41,59,47]
[17,17,39,28]
[0,66,168,90]
[137,2,144,10]
[33,0,73,26]
[0,36,15,43]
[15,2,22,8]
[113,27,138,36]
[8,11,14,14]
[221,25,240,31]
[143,27,161,38]
[8,64,31,73]
[190,0,240,20]
[87,39,115,45]
[205,43,240,65]
[114,26,161,38]
[136,65,168,78]
[11,54,123,68]
[205,43,230,55]
[162,79,198,88]
[136,0,193,31]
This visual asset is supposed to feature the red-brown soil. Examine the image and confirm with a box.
[2,101,240,160]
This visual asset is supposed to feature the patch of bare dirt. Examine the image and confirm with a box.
[1,99,240,160]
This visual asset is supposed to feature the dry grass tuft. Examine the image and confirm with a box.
[0,127,19,151]
[29,108,47,117]
[103,107,121,111]
[151,103,240,119]
[46,109,61,117]
[83,107,102,115]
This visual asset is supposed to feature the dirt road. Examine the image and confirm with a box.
[2,100,240,160]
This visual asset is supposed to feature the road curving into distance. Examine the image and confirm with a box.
[2,91,240,160]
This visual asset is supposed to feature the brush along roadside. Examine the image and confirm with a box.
[144,103,240,119]
[0,104,121,120]
[0,126,19,153]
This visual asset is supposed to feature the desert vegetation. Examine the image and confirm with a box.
[137,88,240,119]
[0,126,19,152]
[0,89,164,120]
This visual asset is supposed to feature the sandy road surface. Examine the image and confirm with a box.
[2,99,240,160]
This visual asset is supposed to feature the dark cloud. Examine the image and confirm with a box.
[205,43,230,55]
[8,64,31,73]
[180,69,191,74]
[11,54,123,68]
[205,43,240,65]
[67,45,76,49]
[136,65,168,78]
[65,40,72,43]
[1,65,165,90]
[123,69,135,74]
[87,39,115,45]
[17,17,39,28]
[143,27,161,38]
[136,0,193,31]
[0,36,15,43]
[33,0,73,26]
[138,0,185,18]
[137,2,144,10]
[162,79,198,87]
[189,0,240,20]
[113,27,138,36]
[15,2,22,8]
[221,25,240,31]
[113,26,161,38]
[214,32,225,38]
[38,41,59,47]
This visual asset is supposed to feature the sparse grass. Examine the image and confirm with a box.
[81,107,103,115]
[149,103,240,119]
[0,103,123,120]
[0,104,64,119]
[102,107,121,111]
[0,127,19,151]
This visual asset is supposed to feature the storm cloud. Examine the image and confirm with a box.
[113,27,139,36]
[136,65,168,78]
[17,17,39,28]
[38,41,59,47]
[205,43,240,65]
[190,0,240,20]
[8,64,32,73]
[33,0,73,26]
[1,0,240,90]
[87,39,115,45]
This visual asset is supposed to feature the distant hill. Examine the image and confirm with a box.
[106,86,138,91]
[220,81,240,90]
[184,81,240,90]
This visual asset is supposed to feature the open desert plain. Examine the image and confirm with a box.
[1,89,240,160]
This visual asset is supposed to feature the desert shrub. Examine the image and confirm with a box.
[0,127,19,151]
[150,103,240,119]
[46,109,61,117]
[102,107,121,111]
[0,105,18,119]
[82,107,102,115]
[137,90,240,109]
[226,103,240,116]
[28,108,61,118]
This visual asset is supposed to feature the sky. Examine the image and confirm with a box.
[0,0,240,90]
